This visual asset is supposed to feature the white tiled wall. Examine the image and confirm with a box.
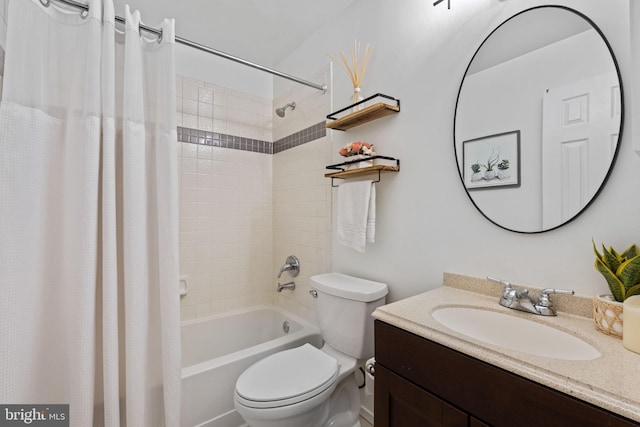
[177,67,331,323]
[177,76,272,142]
[177,75,274,321]
[273,66,330,142]
[272,139,332,323]
[272,66,332,324]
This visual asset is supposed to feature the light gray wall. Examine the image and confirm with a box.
[0,0,7,96]
[276,0,637,303]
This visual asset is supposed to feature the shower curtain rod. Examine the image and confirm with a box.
[45,0,329,93]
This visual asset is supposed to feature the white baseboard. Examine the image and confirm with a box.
[360,404,374,425]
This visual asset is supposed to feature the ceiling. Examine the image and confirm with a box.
[113,0,357,67]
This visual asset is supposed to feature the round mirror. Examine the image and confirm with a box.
[454,6,623,233]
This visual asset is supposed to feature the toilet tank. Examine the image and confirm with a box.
[310,273,388,360]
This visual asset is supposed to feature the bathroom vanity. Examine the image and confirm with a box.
[372,274,640,427]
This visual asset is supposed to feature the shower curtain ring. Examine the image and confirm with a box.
[39,0,50,7]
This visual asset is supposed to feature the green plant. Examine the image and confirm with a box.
[471,163,481,173]
[481,151,499,172]
[497,159,510,170]
[593,240,640,302]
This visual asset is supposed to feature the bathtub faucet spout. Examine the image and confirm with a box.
[277,281,296,292]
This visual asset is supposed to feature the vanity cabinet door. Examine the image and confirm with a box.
[375,364,468,427]
[469,417,491,427]
[375,320,640,427]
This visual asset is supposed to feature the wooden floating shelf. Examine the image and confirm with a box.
[325,156,400,187]
[325,102,400,131]
[325,93,401,131]
[324,165,400,180]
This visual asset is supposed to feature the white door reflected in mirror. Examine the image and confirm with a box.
[541,73,620,228]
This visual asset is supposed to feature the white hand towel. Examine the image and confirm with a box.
[337,180,376,253]
[367,183,376,243]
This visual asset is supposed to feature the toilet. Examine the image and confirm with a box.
[234,273,388,427]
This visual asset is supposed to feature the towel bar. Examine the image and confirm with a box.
[330,169,382,187]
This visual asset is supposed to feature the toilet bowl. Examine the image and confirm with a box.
[234,273,388,427]
[234,343,359,427]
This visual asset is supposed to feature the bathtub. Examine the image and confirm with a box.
[180,306,322,427]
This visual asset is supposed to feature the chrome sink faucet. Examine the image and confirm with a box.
[487,276,574,316]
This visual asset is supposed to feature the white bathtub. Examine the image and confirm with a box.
[180,306,322,427]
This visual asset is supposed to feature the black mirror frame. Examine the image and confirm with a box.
[453,5,624,234]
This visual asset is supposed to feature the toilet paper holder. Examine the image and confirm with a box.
[365,358,375,377]
[363,357,376,396]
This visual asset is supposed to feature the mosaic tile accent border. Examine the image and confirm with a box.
[273,122,326,154]
[177,126,273,154]
[177,121,327,155]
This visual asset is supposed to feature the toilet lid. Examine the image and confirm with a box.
[235,344,339,408]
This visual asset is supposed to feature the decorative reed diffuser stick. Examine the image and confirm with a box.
[328,40,374,106]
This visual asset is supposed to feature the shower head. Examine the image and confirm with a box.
[275,102,296,117]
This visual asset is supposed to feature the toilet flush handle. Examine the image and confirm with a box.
[309,290,318,298]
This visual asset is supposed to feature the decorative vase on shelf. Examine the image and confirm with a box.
[345,154,373,170]
[351,87,364,113]
[329,40,373,113]
[593,294,623,338]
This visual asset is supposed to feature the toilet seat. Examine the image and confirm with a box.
[235,344,339,409]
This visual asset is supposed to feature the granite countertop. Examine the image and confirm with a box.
[372,273,640,423]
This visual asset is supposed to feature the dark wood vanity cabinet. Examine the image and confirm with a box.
[374,321,639,427]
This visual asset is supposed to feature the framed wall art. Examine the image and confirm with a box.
[462,130,521,190]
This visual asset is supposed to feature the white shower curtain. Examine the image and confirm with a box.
[0,1,181,426]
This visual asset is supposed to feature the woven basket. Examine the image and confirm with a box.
[593,294,624,338]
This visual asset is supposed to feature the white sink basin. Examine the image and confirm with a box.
[432,307,601,360]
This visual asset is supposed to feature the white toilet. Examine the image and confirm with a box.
[234,273,388,427]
